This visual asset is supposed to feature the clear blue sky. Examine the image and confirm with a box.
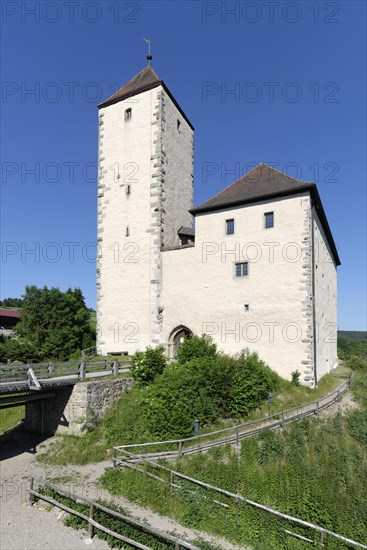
[1,0,366,330]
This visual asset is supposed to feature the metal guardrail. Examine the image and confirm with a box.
[114,372,354,461]
[28,477,200,550]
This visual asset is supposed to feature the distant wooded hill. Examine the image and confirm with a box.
[338,331,367,341]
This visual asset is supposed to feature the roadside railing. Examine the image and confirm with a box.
[114,372,354,462]
[28,477,200,550]
[113,450,367,550]
[0,357,131,390]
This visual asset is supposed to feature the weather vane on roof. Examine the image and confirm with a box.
[143,37,152,66]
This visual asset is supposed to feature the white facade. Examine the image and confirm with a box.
[97,67,339,386]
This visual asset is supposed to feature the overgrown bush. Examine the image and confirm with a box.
[0,337,42,363]
[175,334,217,363]
[346,355,367,372]
[229,350,280,417]
[130,345,167,385]
[141,349,279,439]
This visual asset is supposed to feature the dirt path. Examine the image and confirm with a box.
[0,431,244,550]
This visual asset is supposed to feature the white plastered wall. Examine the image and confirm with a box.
[161,193,315,383]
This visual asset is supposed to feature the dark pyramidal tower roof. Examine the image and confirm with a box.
[191,163,340,266]
[98,66,161,108]
[98,66,194,129]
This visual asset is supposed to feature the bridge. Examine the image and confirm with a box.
[0,358,132,435]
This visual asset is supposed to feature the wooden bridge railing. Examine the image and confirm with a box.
[0,357,131,388]
[28,477,200,550]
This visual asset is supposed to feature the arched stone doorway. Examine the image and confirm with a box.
[168,325,193,358]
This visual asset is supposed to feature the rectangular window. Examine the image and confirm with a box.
[235,262,248,277]
[265,212,274,229]
[125,108,132,121]
[226,218,234,235]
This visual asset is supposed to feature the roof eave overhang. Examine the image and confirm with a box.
[98,81,194,131]
[190,186,341,266]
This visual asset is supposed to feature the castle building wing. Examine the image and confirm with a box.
[191,163,340,266]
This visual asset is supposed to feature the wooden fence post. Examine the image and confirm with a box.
[79,361,86,380]
[28,477,35,506]
[170,471,174,493]
[113,448,117,467]
[178,440,182,457]
[88,503,94,540]
[112,361,119,376]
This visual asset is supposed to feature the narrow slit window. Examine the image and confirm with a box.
[126,184,131,196]
[226,218,234,235]
[265,212,274,229]
[125,108,132,121]
[235,262,248,277]
[125,226,129,237]
[177,119,181,132]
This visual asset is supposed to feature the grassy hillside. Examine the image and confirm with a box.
[101,353,367,549]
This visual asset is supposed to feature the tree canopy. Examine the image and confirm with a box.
[1,286,95,362]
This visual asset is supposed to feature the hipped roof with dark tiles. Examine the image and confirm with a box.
[98,66,161,108]
[191,163,340,266]
[98,66,194,129]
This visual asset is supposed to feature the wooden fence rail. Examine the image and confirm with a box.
[0,357,131,389]
[28,477,200,550]
[115,450,367,550]
[114,372,354,461]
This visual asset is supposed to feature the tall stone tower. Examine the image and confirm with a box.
[96,64,194,354]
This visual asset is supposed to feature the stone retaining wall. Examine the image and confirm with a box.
[24,377,134,436]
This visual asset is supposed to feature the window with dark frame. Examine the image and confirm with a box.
[226,218,235,235]
[265,211,274,229]
[235,262,248,277]
[125,108,132,121]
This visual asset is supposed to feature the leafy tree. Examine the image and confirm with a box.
[15,285,95,361]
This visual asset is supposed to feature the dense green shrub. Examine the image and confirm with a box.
[0,337,42,363]
[141,350,279,439]
[175,334,217,363]
[346,355,367,372]
[130,345,167,385]
[229,350,280,418]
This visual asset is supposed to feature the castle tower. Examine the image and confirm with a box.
[96,63,194,354]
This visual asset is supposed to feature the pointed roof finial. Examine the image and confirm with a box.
[143,37,152,66]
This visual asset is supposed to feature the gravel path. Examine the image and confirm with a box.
[0,431,243,550]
